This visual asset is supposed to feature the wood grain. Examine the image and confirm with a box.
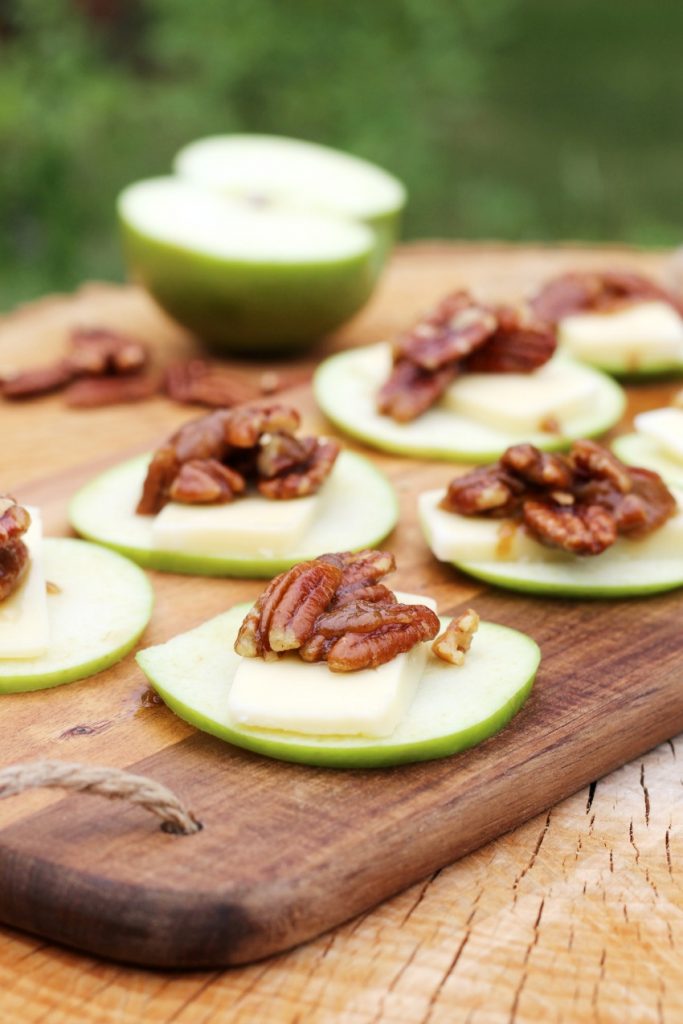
[0,244,682,1018]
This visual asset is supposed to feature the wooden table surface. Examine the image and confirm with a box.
[1,242,682,1023]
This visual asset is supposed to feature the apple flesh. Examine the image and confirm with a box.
[136,604,540,768]
[68,451,399,577]
[0,539,153,693]
[314,344,626,461]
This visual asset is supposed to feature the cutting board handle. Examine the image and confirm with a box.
[0,760,202,835]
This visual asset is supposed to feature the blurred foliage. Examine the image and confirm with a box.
[0,0,682,308]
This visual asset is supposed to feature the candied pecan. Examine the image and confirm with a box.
[2,361,74,399]
[464,305,556,373]
[136,446,180,515]
[257,439,340,499]
[256,433,317,479]
[169,459,246,504]
[0,496,31,543]
[164,360,262,408]
[0,497,31,602]
[432,608,480,666]
[325,610,439,672]
[501,444,574,490]
[522,500,617,556]
[65,374,158,408]
[569,439,632,494]
[397,292,496,370]
[377,359,459,423]
[531,269,683,323]
[441,466,525,517]
[226,405,300,448]
[70,327,148,376]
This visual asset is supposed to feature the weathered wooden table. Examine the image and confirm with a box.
[0,243,682,1023]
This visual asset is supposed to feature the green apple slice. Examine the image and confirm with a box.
[419,488,683,598]
[557,303,683,378]
[612,433,683,487]
[314,344,625,462]
[0,539,153,693]
[69,451,398,577]
[119,177,379,355]
[136,604,539,768]
[174,134,406,262]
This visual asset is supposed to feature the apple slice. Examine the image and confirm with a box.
[419,488,683,597]
[314,344,625,461]
[0,539,153,693]
[119,176,380,355]
[612,433,683,488]
[69,451,398,577]
[174,134,406,262]
[558,302,683,377]
[136,604,539,768]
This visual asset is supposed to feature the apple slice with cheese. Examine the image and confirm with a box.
[558,302,683,376]
[314,344,625,461]
[419,486,683,597]
[69,450,398,576]
[136,598,539,768]
[613,408,683,487]
[0,538,152,693]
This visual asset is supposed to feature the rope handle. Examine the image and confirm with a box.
[0,760,202,835]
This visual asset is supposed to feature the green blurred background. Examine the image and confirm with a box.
[1,0,681,311]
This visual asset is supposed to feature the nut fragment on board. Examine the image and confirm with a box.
[432,609,480,665]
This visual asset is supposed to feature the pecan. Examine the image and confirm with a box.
[2,361,74,399]
[378,291,556,422]
[531,269,683,323]
[65,374,158,408]
[441,440,677,556]
[235,550,440,672]
[0,497,31,602]
[164,360,262,408]
[169,459,246,504]
[70,327,148,376]
[138,404,336,513]
[432,609,480,666]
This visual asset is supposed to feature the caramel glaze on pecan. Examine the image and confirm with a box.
[235,550,441,673]
[137,404,340,515]
[531,269,683,324]
[377,291,557,423]
[441,440,677,556]
[0,497,32,602]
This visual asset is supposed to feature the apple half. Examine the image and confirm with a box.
[119,160,392,355]
[0,539,153,693]
[68,451,398,577]
[419,488,683,598]
[314,344,625,462]
[136,603,539,768]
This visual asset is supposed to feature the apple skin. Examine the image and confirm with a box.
[120,218,380,357]
[445,559,683,599]
[0,539,153,694]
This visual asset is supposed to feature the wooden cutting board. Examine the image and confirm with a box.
[0,244,681,969]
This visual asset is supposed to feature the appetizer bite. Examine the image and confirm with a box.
[419,440,683,596]
[0,496,152,693]
[314,290,624,461]
[69,404,398,576]
[613,396,683,487]
[137,549,540,767]
[532,269,683,377]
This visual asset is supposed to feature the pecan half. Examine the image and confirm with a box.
[235,550,440,673]
[169,459,246,504]
[441,440,677,556]
[70,327,148,376]
[165,360,262,408]
[378,291,556,422]
[531,269,683,323]
[0,497,31,602]
[432,609,480,666]
[2,361,74,399]
[65,374,158,408]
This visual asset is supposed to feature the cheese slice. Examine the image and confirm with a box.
[559,301,683,369]
[0,507,50,659]
[634,408,683,465]
[152,490,321,558]
[227,591,435,738]
[442,359,600,433]
[419,488,683,564]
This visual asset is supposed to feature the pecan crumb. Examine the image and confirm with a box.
[432,609,480,666]
[235,550,440,673]
[442,440,676,556]
[46,580,62,595]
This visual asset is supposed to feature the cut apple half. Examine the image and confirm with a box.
[0,539,153,693]
[136,603,539,768]
[69,451,398,577]
[314,344,625,461]
[174,134,406,258]
[118,177,380,355]
[419,488,683,597]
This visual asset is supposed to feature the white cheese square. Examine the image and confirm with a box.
[634,408,683,465]
[0,507,50,659]
[152,491,321,558]
[442,360,599,433]
[418,490,543,563]
[559,301,683,367]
